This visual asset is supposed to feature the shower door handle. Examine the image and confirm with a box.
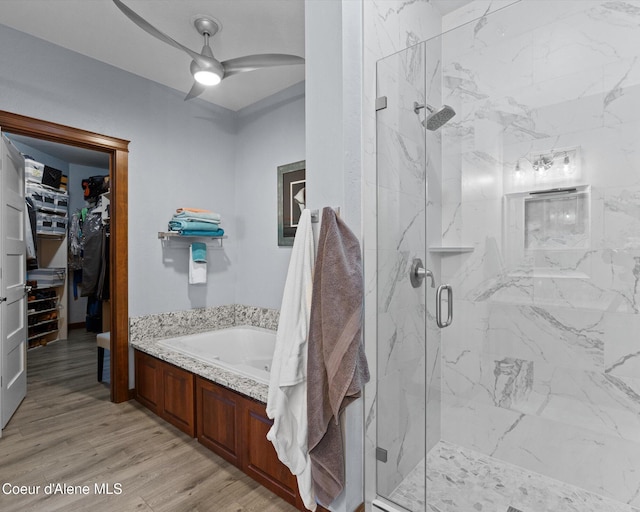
[435,284,453,328]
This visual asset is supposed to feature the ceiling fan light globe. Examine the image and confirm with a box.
[194,70,221,86]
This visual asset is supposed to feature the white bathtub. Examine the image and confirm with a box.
[157,326,275,385]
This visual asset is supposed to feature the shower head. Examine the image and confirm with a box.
[413,102,456,131]
[425,104,456,131]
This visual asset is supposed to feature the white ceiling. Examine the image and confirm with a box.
[7,133,110,169]
[0,0,305,112]
[0,0,474,113]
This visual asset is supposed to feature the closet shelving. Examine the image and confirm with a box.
[25,159,69,349]
[27,239,68,349]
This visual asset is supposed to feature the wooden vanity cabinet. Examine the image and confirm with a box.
[195,376,301,509]
[135,351,308,510]
[134,350,195,437]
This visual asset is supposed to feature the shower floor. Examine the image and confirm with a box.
[388,441,640,512]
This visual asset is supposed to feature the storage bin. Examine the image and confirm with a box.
[27,185,56,213]
[51,215,68,236]
[25,158,45,183]
[27,268,66,288]
[42,165,63,189]
[52,191,69,215]
[36,212,54,235]
[36,212,67,236]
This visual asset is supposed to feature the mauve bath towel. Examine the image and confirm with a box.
[307,207,370,506]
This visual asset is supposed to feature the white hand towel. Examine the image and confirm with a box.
[266,209,316,511]
[189,244,207,284]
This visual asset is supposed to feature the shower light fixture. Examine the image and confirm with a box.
[533,155,553,173]
[513,147,580,178]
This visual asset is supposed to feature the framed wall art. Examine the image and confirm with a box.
[277,159,306,246]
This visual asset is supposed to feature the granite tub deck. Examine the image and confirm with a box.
[131,327,271,403]
[388,441,640,512]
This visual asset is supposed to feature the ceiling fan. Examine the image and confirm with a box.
[112,0,304,101]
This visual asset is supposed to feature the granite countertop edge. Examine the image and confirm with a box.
[130,338,269,404]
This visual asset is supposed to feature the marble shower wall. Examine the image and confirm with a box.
[439,0,640,507]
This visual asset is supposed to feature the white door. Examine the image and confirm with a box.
[0,132,27,430]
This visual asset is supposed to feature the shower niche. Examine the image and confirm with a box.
[503,185,591,278]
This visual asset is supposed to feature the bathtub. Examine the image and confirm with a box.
[157,325,275,385]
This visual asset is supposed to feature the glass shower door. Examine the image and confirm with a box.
[376,41,435,512]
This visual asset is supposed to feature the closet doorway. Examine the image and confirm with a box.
[0,110,129,403]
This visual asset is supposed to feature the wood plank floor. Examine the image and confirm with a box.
[0,329,299,512]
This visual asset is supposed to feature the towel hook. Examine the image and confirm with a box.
[310,206,341,223]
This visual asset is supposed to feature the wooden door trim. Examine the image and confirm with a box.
[0,110,130,403]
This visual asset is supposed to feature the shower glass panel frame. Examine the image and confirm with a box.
[375,39,441,512]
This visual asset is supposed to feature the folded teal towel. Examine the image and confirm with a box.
[169,220,219,231]
[172,214,221,224]
[191,242,207,263]
[180,228,225,237]
[174,211,221,222]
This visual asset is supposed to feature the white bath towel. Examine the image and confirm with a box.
[266,209,316,511]
[189,244,207,284]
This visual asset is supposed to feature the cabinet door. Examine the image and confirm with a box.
[135,350,161,414]
[161,363,195,437]
[196,377,241,466]
[242,399,300,508]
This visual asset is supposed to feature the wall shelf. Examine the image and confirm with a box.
[158,231,226,245]
[428,246,474,254]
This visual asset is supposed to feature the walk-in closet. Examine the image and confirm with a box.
[6,133,111,358]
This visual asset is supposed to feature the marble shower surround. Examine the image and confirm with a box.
[438,0,640,507]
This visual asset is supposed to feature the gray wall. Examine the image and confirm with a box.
[0,23,304,317]
[234,82,305,309]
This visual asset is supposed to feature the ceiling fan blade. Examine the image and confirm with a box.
[221,54,304,78]
[184,81,207,101]
[112,0,211,68]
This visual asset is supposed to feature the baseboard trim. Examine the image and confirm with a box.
[68,322,86,330]
[317,502,364,512]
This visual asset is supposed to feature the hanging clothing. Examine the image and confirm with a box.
[25,197,38,270]
[81,213,103,297]
[266,209,316,511]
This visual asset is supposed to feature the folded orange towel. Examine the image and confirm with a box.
[176,207,211,213]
